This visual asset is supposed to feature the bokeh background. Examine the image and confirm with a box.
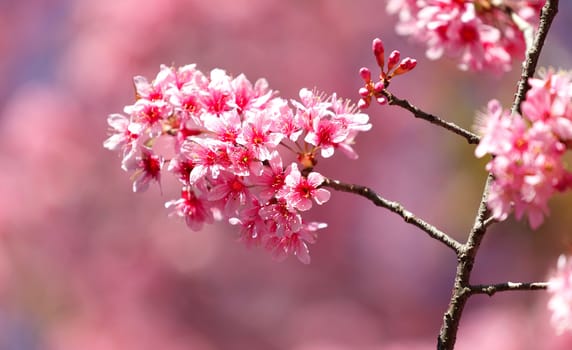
[2,1,572,349]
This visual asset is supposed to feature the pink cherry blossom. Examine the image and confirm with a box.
[474,99,518,158]
[200,68,233,115]
[522,69,572,140]
[250,151,286,202]
[103,113,139,154]
[258,198,303,236]
[227,144,264,177]
[475,74,572,228]
[123,148,164,192]
[124,98,173,136]
[236,110,283,161]
[263,221,327,264]
[203,110,242,143]
[280,163,331,211]
[304,117,349,158]
[207,172,252,215]
[548,255,572,334]
[165,188,214,231]
[476,106,566,228]
[229,199,267,248]
[183,137,230,184]
[105,64,369,262]
[230,73,274,113]
[387,0,544,73]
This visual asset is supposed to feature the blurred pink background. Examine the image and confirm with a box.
[2,1,572,349]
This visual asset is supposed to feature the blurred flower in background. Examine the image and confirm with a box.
[2,0,572,349]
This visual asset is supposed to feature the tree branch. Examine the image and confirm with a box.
[322,178,463,254]
[511,0,559,115]
[437,1,559,349]
[383,91,481,145]
[469,282,549,297]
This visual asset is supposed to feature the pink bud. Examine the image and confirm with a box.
[358,98,370,109]
[358,87,370,97]
[387,50,401,72]
[373,81,384,92]
[359,67,372,82]
[372,38,385,69]
[392,58,417,76]
[376,96,387,105]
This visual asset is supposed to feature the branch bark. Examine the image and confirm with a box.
[322,178,463,254]
[383,91,481,145]
[469,282,549,296]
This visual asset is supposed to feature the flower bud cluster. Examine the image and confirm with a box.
[358,38,417,108]
[104,64,371,263]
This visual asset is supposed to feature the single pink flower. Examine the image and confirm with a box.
[123,148,164,192]
[236,110,283,161]
[167,156,196,184]
[263,221,327,264]
[165,188,213,231]
[250,151,286,202]
[182,137,230,184]
[124,99,172,136]
[200,68,233,115]
[230,74,274,113]
[103,113,139,154]
[203,110,242,144]
[227,144,263,177]
[258,198,302,236]
[229,199,268,248]
[133,75,164,101]
[304,117,348,158]
[268,98,304,142]
[280,163,331,211]
[208,172,252,216]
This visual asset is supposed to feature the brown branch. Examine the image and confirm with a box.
[383,91,481,145]
[322,178,463,254]
[437,1,559,349]
[469,282,549,297]
[437,174,493,350]
[511,0,559,115]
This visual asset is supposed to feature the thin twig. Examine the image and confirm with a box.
[383,91,481,145]
[322,178,463,254]
[469,282,549,297]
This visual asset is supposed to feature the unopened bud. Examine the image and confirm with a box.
[392,58,417,76]
[372,38,385,69]
[358,87,370,97]
[358,98,370,109]
[387,50,401,72]
[359,67,372,82]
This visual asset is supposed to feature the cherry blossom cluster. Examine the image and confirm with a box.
[548,255,572,334]
[358,38,417,108]
[475,70,572,228]
[386,0,544,73]
[104,64,371,263]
